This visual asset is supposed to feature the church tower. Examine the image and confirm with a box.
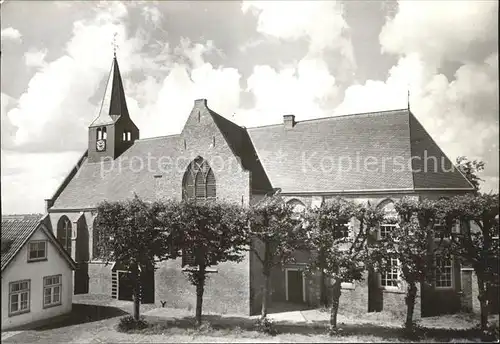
[88,56,139,163]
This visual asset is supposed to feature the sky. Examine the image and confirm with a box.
[1,0,498,214]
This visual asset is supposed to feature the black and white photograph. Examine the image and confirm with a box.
[1,0,499,342]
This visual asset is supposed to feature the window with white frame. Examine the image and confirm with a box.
[43,275,62,307]
[379,224,396,240]
[28,240,47,262]
[9,280,30,316]
[381,258,399,288]
[435,256,453,288]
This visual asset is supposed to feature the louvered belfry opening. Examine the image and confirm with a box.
[181,157,216,267]
[182,157,216,201]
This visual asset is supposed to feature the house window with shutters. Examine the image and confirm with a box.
[57,216,72,257]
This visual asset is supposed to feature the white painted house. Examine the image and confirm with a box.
[1,214,76,331]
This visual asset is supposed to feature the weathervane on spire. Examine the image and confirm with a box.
[112,32,119,58]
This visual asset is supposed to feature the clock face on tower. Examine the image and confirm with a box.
[96,139,106,152]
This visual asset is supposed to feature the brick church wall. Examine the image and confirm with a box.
[155,253,251,315]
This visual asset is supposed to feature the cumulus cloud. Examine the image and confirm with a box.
[24,48,48,68]
[5,1,142,152]
[242,0,354,63]
[239,0,351,126]
[1,27,22,42]
[379,0,498,65]
[235,57,337,127]
[127,37,241,138]
[336,0,499,192]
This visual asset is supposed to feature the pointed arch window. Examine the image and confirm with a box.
[57,216,72,256]
[182,157,216,201]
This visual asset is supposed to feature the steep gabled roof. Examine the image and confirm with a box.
[1,214,76,272]
[89,57,129,127]
[208,110,273,193]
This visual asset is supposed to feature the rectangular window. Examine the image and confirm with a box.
[379,224,397,239]
[28,240,47,262]
[334,223,349,239]
[9,280,30,316]
[381,258,399,288]
[435,256,453,288]
[43,275,62,308]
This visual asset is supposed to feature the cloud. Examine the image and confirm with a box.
[141,5,162,28]
[1,27,22,43]
[127,37,242,138]
[5,1,142,152]
[336,1,498,192]
[242,0,354,63]
[379,0,498,65]
[235,56,337,127]
[24,48,48,68]
[1,150,83,214]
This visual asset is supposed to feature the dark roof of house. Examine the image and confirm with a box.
[209,109,272,193]
[247,109,474,193]
[1,214,76,271]
[52,107,473,210]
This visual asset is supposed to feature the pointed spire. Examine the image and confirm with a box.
[90,56,130,127]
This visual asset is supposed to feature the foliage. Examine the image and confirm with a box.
[455,156,485,191]
[116,315,148,332]
[246,195,307,318]
[370,197,442,329]
[160,199,248,326]
[438,193,499,331]
[95,195,172,320]
[304,197,384,331]
[254,316,278,336]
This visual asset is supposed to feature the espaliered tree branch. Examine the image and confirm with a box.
[439,193,499,332]
[245,195,306,320]
[304,198,384,334]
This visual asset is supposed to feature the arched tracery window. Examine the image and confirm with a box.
[182,157,216,201]
[57,216,72,256]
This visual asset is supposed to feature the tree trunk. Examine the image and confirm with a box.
[131,263,140,321]
[195,266,206,327]
[477,273,489,331]
[329,278,342,333]
[319,249,328,307]
[405,281,417,329]
[261,268,270,319]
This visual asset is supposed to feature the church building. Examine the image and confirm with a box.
[45,56,477,317]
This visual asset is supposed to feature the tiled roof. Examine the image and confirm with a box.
[52,135,181,209]
[1,214,76,271]
[248,109,416,193]
[52,108,473,210]
[246,109,473,193]
[2,214,43,269]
